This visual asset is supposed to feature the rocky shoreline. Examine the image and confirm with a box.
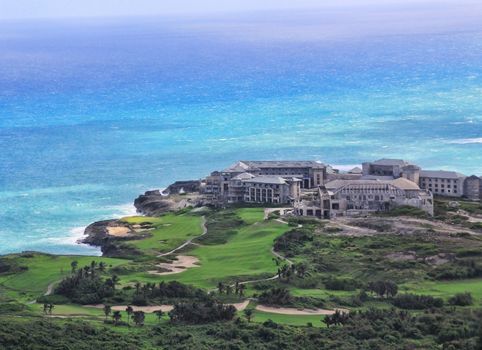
[82,183,206,257]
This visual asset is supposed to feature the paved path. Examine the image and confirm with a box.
[158,216,207,257]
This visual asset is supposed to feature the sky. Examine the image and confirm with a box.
[0,0,479,20]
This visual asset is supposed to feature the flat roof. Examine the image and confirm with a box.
[325,177,420,191]
[420,170,466,179]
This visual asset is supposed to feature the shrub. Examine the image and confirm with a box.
[392,294,443,309]
[168,302,236,324]
[258,288,293,306]
[324,277,360,291]
[448,293,473,306]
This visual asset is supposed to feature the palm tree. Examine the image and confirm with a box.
[98,262,106,272]
[226,285,233,295]
[154,310,164,323]
[133,311,145,326]
[70,261,78,274]
[43,303,49,315]
[296,263,308,278]
[243,309,254,323]
[111,275,120,290]
[48,304,55,315]
[238,284,246,297]
[90,261,97,277]
[135,282,141,295]
[217,282,225,294]
[112,311,122,326]
[126,306,134,325]
[103,304,112,320]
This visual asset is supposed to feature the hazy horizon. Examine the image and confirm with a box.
[1,0,481,21]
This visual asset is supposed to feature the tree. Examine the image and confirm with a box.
[112,311,122,326]
[244,309,254,323]
[43,303,49,315]
[323,310,348,328]
[103,305,112,320]
[111,275,120,290]
[238,284,246,297]
[296,263,308,278]
[125,306,133,325]
[70,261,78,274]
[98,262,106,272]
[48,304,55,315]
[90,261,97,278]
[367,280,398,298]
[135,282,141,295]
[226,285,233,295]
[154,310,164,323]
[217,282,225,294]
[133,311,145,326]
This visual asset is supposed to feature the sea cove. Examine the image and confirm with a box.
[1,7,482,255]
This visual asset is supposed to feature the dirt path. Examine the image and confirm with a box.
[329,219,379,236]
[458,210,482,223]
[264,208,292,220]
[158,215,207,257]
[255,305,348,315]
[44,281,57,296]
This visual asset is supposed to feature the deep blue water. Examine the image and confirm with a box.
[1,10,482,255]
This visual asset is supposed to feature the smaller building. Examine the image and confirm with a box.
[419,170,466,198]
[464,175,482,201]
[295,178,434,218]
[242,176,301,204]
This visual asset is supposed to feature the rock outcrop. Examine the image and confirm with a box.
[82,220,148,258]
[134,189,208,216]
[165,180,201,195]
[134,190,175,216]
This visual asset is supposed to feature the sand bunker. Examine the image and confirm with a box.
[86,304,173,313]
[255,305,348,315]
[106,226,131,237]
[86,301,247,313]
[231,300,250,311]
[148,255,200,275]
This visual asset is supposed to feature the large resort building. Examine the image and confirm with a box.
[194,158,481,219]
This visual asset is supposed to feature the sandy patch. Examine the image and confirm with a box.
[231,300,250,311]
[386,251,417,262]
[85,301,246,313]
[425,253,454,266]
[106,226,131,237]
[148,255,200,275]
[255,305,348,315]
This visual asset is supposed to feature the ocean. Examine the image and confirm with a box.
[1,7,482,255]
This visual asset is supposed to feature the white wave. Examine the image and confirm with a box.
[107,203,138,218]
[447,138,482,144]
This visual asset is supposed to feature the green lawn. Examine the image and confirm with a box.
[125,209,289,289]
[122,213,203,255]
[403,278,482,305]
[0,253,127,301]
[251,310,325,327]
[237,208,266,225]
[290,288,354,299]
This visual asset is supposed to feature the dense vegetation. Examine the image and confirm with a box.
[1,307,482,350]
[2,202,482,349]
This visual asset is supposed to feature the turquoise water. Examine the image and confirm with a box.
[1,12,482,255]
